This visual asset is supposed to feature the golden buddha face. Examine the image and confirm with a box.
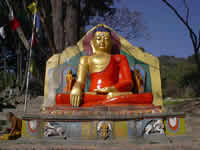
[92,31,112,54]
[67,70,72,74]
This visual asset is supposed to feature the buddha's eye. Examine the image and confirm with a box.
[96,37,101,40]
[104,37,109,40]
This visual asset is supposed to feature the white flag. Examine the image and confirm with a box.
[0,27,6,39]
[5,0,14,21]
[8,9,14,21]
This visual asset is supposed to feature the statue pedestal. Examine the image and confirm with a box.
[21,105,185,140]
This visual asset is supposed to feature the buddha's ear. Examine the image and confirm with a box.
[90,38,94,45]
[90,40,96,54]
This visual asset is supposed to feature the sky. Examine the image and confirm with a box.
[113,0,200,58]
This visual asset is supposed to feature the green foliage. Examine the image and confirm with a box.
[187,53,200,64]
[0,71,15,92]
[159,55,200,98]
[179,69,200,97]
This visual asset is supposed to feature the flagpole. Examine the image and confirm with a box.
[24,12,36,113]
[5,0,35,112]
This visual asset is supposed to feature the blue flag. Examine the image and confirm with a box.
[35,13,40,32]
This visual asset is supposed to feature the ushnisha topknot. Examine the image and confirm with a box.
[92,25,112,36]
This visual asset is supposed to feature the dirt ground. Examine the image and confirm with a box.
[0,98,200,150]
[165,99,200,141]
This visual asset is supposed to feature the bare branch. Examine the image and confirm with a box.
[197,30,200,50]
[91,8,149,40]
[162,0,200,71]
[183,0,189,24]
[189,32,197,51]
[161,0,197,42]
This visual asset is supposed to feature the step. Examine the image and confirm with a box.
[17,104,41,111]
[1,109,24,118]
[0,112,7,120]
[0,119,8,125]
[2,108,17,114]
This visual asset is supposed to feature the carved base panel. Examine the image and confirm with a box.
[22,120,44,139]
[21,106,185,140]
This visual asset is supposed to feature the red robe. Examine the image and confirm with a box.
[89,55,133,92]
[56,54,153,107]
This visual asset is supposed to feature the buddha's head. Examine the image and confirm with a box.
[91,26,112,54]
[67,70,72,75]
[7,112,14,121]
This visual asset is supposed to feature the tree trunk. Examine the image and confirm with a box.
[16,42,23,91]
[51,0,80,51]
[3,57,7,87]
[64,0,80,48]
[194,48,200,72]
[19,49,23,86]
[2,47,7,87]
[16,43,21,86]
[51,0,64,53]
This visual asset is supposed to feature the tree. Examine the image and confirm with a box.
[90,8,150,40]
[161,0,200,72]
[159,54,199,97]
[0,0,45,94]
[32,0,115,53]
[0,0,116,94]
[0,0,150,97]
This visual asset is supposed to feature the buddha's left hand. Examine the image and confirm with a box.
[94,86,118,94]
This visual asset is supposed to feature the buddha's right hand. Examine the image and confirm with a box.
[70,82,83,107]
[94,86,118,94]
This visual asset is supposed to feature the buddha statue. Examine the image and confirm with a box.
[134,69,145,93]
[56,26,153,107]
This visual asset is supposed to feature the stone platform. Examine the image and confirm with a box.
[21,105,185,140]
[0,135,196,150]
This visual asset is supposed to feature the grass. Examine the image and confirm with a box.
[163,100,185,106]
[163,97,200,106]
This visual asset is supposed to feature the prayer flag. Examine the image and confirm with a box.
[9,17,20,31]
[5,0,14,21]
[30,60,34,73]
[29,35,38,46]
[35,13,40,32]
[28,2,37,14]
[0,26,6,39]
[8,8,14,21]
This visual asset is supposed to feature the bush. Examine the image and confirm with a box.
[179,70,200,97]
